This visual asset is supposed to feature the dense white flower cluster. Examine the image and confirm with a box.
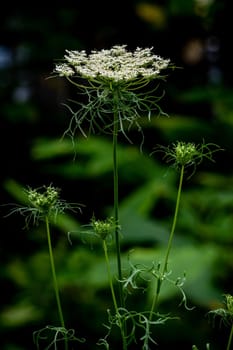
[54,45,170,83]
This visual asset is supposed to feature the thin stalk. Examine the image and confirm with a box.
[113,109,124,307]
[162,164,184,275]
[112,104,128,348]
[102,239,119,312]
[226,323,233,350]
[149,165,185,320]
[102,239,127,350]
[45,216,68,350]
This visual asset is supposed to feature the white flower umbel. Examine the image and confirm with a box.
[53,44,172,140]
[56,45,170,83]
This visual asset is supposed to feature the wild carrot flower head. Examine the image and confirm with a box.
[52,45,172,141]
[152,141,223,177]
[54,45,170,83]
[90,216,117,241]
[27,185,62,217]
[225,294,233,316]
[208,294,233,327]
[7,185,82,227]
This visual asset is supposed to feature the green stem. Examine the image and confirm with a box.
[103,240,119,314]
[113,109,124,306]
[226,323,233,350]
[103,239,127,350]
[162,164,184,275]
[45,216,68,350]
[112,104,127,349]
[149,165,185,320]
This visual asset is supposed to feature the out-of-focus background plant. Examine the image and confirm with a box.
[0,1,232,349]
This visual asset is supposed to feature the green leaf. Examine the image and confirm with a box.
[129,243,221,307]
[0,302,42,327]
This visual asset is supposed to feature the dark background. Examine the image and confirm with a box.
[0,1,232,349]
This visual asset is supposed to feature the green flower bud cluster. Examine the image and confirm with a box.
[208,293,233,328]
[225,294,233,316]
[27,185,61,217]
[175,142,197,166]
[152,141,222,177]
[91,217,115,240]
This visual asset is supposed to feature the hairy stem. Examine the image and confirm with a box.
[45,216,68,350]
[149,165,184,320]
